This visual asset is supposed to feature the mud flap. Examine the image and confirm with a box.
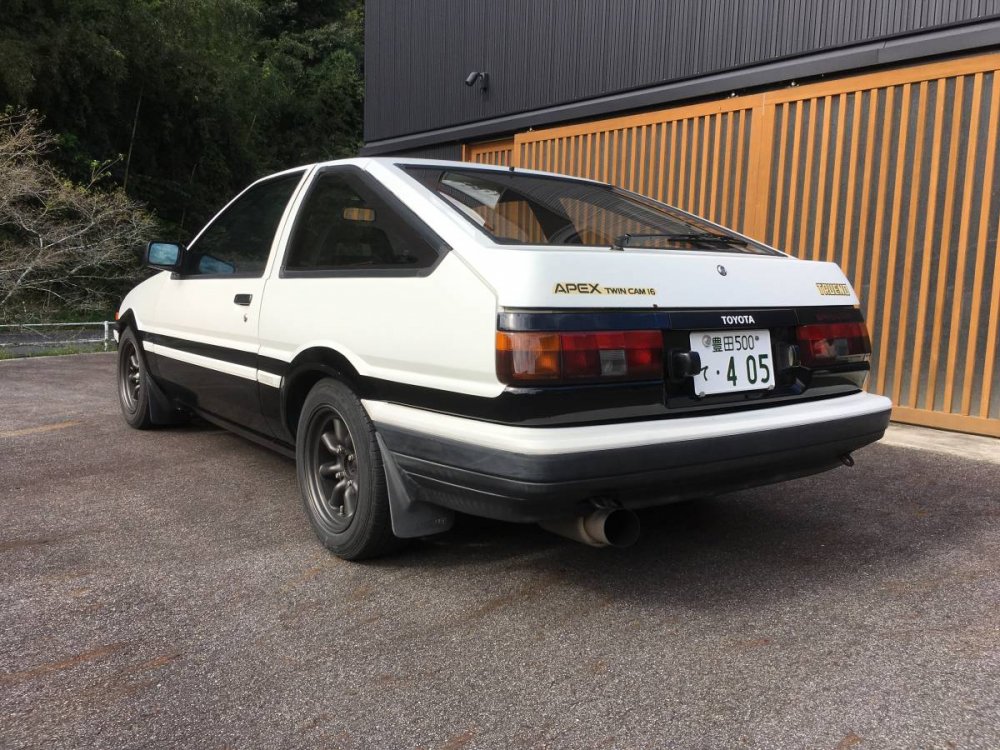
[377,434,454,538]
[131,334,186,425]
[145,370,181,424]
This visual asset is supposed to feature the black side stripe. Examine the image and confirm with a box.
[141,331,290,377]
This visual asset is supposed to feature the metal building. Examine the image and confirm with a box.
[362,1,1000,437]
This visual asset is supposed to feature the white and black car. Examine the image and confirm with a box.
[116,158,892,559]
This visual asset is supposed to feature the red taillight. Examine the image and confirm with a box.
[796,321,871,366]
[497,330,663,384]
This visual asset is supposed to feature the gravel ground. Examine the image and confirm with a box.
[1,352,998,749]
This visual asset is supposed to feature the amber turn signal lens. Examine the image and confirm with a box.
[496,332,561,382]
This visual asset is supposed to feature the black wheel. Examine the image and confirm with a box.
[117,328,154,429]
[296,378,398,560]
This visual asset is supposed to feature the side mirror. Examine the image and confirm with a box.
[145,241,183,271]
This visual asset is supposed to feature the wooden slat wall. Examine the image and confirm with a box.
[464,51,1000,438]
[462,139,514,166]
[515,100,757,234]
[764,58,1000,438]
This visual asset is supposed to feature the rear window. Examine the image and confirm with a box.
[402,166,779,255]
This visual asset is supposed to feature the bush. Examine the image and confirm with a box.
[0,110,154,321]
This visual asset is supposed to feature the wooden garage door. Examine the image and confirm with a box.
[466,51,1000,438]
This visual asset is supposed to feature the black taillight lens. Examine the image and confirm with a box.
[795,321,871,367]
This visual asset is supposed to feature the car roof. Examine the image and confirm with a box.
[287,156,608,185]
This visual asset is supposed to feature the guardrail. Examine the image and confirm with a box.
[0,321,116,352]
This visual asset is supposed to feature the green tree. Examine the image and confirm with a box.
[257,0,365,166]
[0,0,364,236]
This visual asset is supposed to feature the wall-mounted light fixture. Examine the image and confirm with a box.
[464,71,489,91]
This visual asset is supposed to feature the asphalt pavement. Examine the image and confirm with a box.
[1,353,998,749]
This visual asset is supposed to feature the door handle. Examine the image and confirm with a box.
[233,293,252,306]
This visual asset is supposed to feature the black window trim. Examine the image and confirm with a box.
[397,163,780,256]
[174,168,310,280]
[278,165,451,279]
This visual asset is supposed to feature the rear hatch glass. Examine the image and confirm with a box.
[402,165,779,256]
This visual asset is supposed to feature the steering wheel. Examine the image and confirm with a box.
[547,224,584,245]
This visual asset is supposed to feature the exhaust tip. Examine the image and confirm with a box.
[541,508,640,548]
[593,508,640,548]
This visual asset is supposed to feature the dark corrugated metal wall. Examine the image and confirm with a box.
[365,0,1000,142]
[390,142,463,161]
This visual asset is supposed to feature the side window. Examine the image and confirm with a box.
[184,172,303,277]
[284,169,440,272]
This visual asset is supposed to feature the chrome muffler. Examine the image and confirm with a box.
[539,508,640,548]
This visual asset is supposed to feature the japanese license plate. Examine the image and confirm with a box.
[689,329,774,396]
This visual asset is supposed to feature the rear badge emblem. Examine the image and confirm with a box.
[717,265,727,276]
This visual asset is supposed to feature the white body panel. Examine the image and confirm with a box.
[151,275,265,353]
[258,252,500,396]
[457,247,856,310]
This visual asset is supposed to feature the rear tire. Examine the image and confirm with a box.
[295,378,399,560]
[117,328,154,430]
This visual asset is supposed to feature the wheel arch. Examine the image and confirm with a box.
[281,347,368,441]
[116,308,138,335]
[281,345,457,544]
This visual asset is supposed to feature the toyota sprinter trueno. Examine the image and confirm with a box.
[115,158,892,559]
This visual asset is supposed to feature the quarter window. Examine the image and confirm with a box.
[284,169,440,271]
[184,172,303,277]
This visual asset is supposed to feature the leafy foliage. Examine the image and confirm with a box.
[0,0,364,235]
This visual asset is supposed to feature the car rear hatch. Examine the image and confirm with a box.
[482,248,873,425]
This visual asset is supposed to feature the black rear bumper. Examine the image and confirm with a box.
[375,404,891,523]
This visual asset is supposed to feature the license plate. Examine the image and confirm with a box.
[689,329,775,396]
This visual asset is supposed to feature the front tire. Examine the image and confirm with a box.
[117,328,154,429]
[296,378,398,560]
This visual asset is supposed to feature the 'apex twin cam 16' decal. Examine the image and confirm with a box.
[553,282,657,296]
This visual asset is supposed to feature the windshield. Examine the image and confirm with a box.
[402,165,779,255]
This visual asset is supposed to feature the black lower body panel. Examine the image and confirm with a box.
[375,407,891,523]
